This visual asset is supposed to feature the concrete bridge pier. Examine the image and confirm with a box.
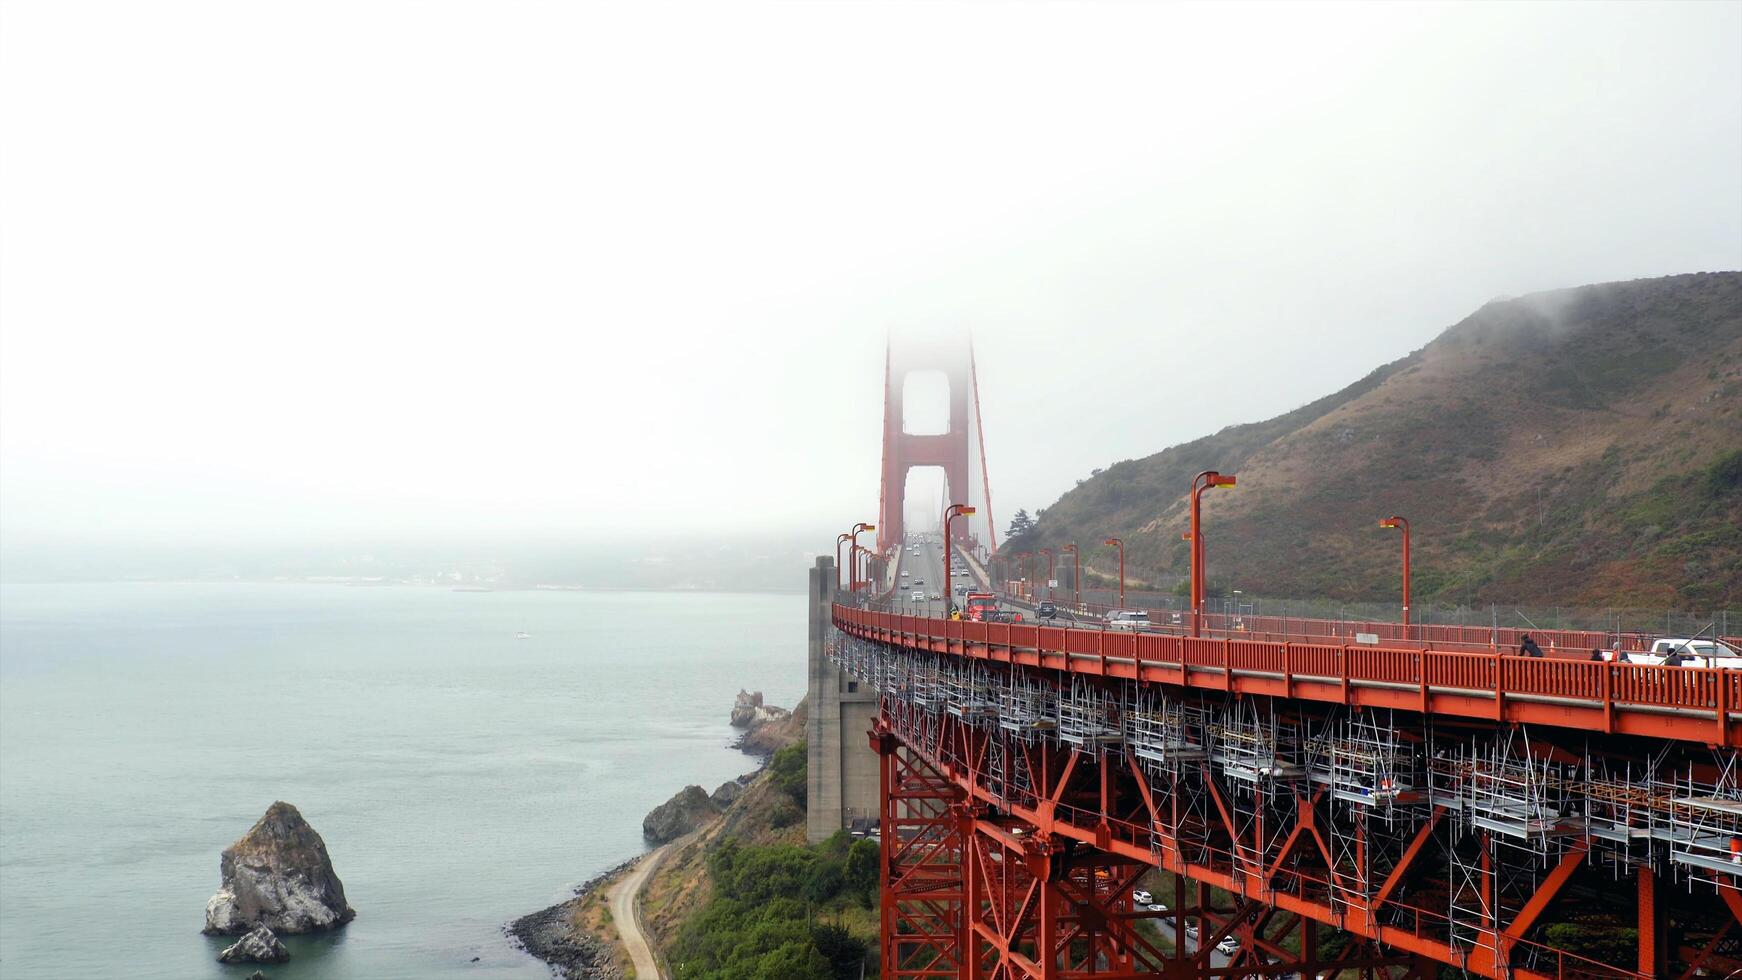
[805,556,880,843]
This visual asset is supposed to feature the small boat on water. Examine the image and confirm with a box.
[516,630,531,639]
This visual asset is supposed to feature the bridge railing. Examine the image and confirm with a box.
[837,605,1738,745]
[1033,587,1734,652]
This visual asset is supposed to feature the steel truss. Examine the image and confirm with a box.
[829,631,1742,979]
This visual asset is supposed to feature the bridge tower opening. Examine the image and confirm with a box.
[878,333,996,555]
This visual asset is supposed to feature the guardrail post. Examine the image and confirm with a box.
[1494,654,1505,721]
[1339,645,1350,703]
[1718,668,1730,746]
[1282,642,1292,700]
[1419,654,1429,716]
[1601,663,1613,734]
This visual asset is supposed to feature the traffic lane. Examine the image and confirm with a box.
[1141,915,1233,968]
[894,537,949,617]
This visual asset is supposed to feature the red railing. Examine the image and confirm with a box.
[1005,588,1664,655]
[836,605,1737,747]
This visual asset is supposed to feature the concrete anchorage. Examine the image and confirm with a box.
[806,556,881,842]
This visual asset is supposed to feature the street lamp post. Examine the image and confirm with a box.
[835,533,851,591]
[944,503,978,614]
[1379,516,1411,631]
[1018,552,1033,601]
[849,522,876,592]
[1039,549,1054,599]
[1103,538,1125,610]
[1189,471,1237,636]
[1061,543,1080,610]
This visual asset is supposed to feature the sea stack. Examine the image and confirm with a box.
[217,924,290,964]
[203,801,355,935]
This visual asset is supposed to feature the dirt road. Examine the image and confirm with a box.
[608,845,667,980]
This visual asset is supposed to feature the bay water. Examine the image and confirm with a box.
[0,583,806,980]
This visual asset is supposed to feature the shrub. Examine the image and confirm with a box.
[769,741,807,804]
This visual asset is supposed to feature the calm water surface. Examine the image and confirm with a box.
[0,583,805,980]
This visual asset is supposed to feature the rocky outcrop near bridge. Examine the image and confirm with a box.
[216,924,290,964]
[710,779,746,807]
[731,689,791,731]
[733,694,802,757]
[203,802,355,935]
[643,785,719,843]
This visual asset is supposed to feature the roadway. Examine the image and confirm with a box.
[885,534,1093,626]
[609,845,667,980]
[888,533,985,618]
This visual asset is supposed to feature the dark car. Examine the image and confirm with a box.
[1036,601,1058,619]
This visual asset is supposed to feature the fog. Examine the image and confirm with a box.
[3,2,1739,576]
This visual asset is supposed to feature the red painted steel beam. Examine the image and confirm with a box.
[870,696,1653,980]
[833,605,1739,747]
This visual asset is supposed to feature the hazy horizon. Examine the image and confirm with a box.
[4,2,1740,563]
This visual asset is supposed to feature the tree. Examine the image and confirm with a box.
[843,838,879,907]
[1006,509,1035,539]
[769,741,807,804]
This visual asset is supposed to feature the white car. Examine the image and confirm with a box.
[1627,638,1742,668]
[1146,903,1168,913]
[1216,937,1240,955]
[1132,889,1153,904]
[928,592,942,601]
[1107,610,1151,631]
[911,591,926,602]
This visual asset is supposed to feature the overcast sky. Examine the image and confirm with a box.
[3,1,1739,551]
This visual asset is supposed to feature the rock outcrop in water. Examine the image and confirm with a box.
[642,785,718,843]
[217,924,290,964]
[204,801,355,935]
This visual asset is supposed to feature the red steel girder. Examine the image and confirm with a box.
[874,701,1656,980]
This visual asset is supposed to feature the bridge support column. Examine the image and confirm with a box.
[877,724,965,979]
[1638,864,1667,978]
[807,556,882,842]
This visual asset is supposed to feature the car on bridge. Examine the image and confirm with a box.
[1036,600,1058,619]
[1107,609,1151,631]
[910,591,925,603]
[1628,637,1742,668]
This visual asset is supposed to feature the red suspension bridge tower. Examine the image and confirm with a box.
[877,333,997,558]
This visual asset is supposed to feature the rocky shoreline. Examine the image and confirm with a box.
[505,857,639,980]
[508,693,800,979]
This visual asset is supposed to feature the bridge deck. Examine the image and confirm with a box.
[835,605,1741,747]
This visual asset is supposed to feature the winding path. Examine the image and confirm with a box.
[609,845,668,980]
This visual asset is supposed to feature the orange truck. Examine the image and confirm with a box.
[963,592,999,622]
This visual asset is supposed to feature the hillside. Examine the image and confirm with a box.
[1018,272,1742,608]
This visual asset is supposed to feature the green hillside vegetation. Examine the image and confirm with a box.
[1017,272,1742,608]
[668,740,881,979]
